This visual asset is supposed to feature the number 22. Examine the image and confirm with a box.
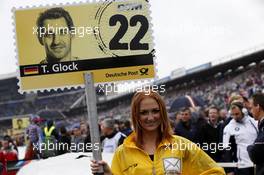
[109,14,149,50]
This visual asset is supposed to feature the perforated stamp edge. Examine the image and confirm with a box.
[12,0,157,94]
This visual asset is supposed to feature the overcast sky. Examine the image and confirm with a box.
[1,0,264,79]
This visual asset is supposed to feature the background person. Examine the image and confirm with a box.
[0,136,18,175]
[91,91,225,175]
[247,93,264,175]
[100,118,126,153]
[57,126,71,155]
[0,162,3,175]
[223,102,258,175]
[81,123,92,152]
[117,119,132,137]
[25,116,43,160]
[71,124,85,152]
[198,106,224,162]
[174,111,182,125]
[41,120,58,158]
[219,108,228,123]
[174,108,198,142]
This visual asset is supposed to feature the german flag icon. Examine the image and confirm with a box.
[23,66,39,75]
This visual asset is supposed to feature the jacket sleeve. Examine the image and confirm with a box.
[0,161,3,175]
[184,139,226,175]
[221,125,236,173]
[247,131,264,164]
[52,129,59,140]
[111,147,123,175]
[222,126,231,149]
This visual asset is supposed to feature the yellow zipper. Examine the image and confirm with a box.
[152,164,156,175]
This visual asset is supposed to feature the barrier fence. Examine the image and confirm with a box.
[217,162,256,175]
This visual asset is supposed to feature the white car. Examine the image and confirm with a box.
[17,152,113,175]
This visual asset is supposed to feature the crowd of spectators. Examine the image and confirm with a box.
[165,66,264,109]
[0,64,263,119]
[99,65,264,118]
[0,62,263,174]
[0,90,84,117]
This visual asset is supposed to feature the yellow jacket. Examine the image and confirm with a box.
[111,132,225,175]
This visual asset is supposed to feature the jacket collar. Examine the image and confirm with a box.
[259,117,264,129]
[241,114,249,123]
[208,120,220,128]
[235,114,249,124]
[123,131,172,150]
[105,130,118,139]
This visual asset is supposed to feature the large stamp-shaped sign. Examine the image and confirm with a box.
[14,0,155,93]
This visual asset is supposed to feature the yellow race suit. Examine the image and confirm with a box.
[111,132,225,175]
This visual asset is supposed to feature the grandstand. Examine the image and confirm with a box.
[0,49,264,132]
[94,49,264,117]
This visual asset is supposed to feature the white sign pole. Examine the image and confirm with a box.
[84,72,104,174]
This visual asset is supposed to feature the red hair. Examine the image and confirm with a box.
[131,91,173,147]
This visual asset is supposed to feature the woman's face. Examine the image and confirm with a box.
[139,97,161,132]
